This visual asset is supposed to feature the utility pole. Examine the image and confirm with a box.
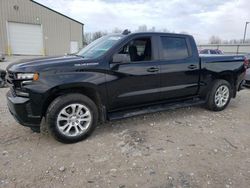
[243,21,250,43]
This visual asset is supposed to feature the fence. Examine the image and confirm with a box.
[197,44,250,54]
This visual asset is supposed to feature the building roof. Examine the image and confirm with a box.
[31,0,84,25]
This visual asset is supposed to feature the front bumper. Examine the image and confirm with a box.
[7,91,41,127]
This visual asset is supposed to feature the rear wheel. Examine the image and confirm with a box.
[206,80,232,111]
[46,94,98,143]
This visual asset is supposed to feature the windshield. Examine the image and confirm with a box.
[77,35,123,58]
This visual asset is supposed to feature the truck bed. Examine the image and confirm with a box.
[199,54,245,63]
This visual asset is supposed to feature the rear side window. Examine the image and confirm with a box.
[160,37,189,60]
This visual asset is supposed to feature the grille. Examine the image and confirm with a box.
[8,71,15,79]
[10,87,16,97]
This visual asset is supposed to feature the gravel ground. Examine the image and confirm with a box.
[0,58,250,187]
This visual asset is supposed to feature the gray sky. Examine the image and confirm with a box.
[35,0,250,43]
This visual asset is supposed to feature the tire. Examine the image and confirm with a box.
[46,94,98,143]
[206,79,232,111]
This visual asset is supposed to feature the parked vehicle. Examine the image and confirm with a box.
[245,54,250,68]
[0,69,6,88]
[245,68,250,88]
[6,32,247,143]
[0,53,5,62]
[200,49,223,55]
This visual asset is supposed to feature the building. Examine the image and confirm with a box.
[0,0,84,56]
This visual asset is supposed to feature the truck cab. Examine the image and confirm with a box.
[106,33,200,110]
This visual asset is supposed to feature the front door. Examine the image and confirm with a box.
[106,36,161,110]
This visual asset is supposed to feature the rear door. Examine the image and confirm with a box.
[106,35,161,110]
[158,35,200,100]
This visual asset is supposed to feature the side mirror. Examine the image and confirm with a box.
[112,54,130,64]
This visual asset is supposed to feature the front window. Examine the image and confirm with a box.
[113,37,152,63]
[77,35,123,59]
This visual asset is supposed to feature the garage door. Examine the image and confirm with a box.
[8,22,43,55]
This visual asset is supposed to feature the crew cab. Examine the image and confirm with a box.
[6,32,247,143]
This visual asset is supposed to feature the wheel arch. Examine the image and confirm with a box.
[42,83,107,122]
[200,71,237,100]
[214,71,237,98]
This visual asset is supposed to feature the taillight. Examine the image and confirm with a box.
[244,58,249,69]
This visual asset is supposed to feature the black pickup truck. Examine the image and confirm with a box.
[6,32,247,143]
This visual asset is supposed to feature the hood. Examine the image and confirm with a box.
[7,55,93,72]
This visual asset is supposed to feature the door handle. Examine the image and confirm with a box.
[147,67,159,72]
[188,64,197,69]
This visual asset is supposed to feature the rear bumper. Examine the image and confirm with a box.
[7,91,41,127]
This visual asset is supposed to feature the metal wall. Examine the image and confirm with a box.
[198,44,250,54]
[0,0,83,56]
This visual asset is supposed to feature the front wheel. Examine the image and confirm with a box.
[206,80,232,111]
[46,94,98,143]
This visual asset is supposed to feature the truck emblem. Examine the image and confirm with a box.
[74,62,99,67]
[233,57,243,60]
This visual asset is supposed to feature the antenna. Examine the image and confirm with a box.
[122,29,131,35]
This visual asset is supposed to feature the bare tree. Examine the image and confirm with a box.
[180,31,189,35]
[162,28,169,32]
[92,31,107,41]
[209,36,222,44]
[148,27,156,32]
[222,40,229,44]
[112,27,123,33]
[83,33,92,45]
[137,25,148,32]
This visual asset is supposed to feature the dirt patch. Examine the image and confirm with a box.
[0,87,250,188]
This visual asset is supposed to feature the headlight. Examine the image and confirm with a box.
[16,73,39,80]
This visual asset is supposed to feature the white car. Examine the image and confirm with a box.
[0,53,5,62]
[199,49,223,55]
[245,68,250,88]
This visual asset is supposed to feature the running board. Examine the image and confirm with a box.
[108,98,206,121]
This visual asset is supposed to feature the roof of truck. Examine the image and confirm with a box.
[125,32,192,37]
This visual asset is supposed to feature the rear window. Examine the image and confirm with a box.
[210,50,217,54]
[160,37,189,60]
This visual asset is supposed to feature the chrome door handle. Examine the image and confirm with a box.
[188,64,197,69]
[147,67,159,72]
